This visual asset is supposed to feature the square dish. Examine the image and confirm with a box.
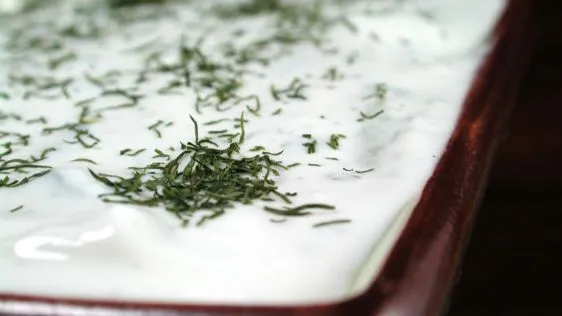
[0,0,532,314]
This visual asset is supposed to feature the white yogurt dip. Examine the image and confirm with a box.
[0,0,504,305]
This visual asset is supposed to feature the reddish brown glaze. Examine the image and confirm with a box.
[0,0,544,315]
[450,0,562,314]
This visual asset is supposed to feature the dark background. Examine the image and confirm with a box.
[448,2,562,313]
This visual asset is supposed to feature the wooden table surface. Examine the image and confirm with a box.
[448,1,562,314]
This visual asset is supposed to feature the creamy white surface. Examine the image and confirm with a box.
[0,0,504,304]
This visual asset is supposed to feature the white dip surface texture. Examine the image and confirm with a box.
[0,0,504,305]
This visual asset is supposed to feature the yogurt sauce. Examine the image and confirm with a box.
[0,0,504,305]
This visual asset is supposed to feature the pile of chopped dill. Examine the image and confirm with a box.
[89,117,307,226]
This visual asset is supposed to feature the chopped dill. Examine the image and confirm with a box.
[362,83,388,101]
[355,168,374,174]
[235,95,261,117]
[75,97,96,107]
[120,148,146,156]
[148,120,166,138]
[71,158,98,165]
[271,78,308,101]
[153,149,171,159]
[264,203,335,216]
[262,150,284,156]
[204,118,230,126]
[238,112,246,144]
[208,129,228,135]
[340,16,358,33]
[343,167,375,174]
[196,210,226,227]
[48,52,77,70]
[313,219,351,228]
[322,67,344,81]
[8,205,24,213]
[89,117,297,225]
[327,134,346,150]
[25,116,47,125]
[358,110,384,122]
[41,107,101,149]
[250,145,266,152]
[214,0,288,18]
[303,136,317,154]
